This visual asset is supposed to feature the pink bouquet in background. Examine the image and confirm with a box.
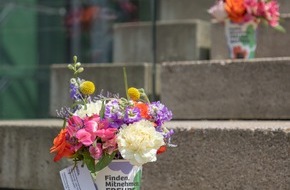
[208,0,285,31]
[50,56,175,174]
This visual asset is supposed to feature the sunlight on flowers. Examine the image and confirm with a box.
[117,120,165,166]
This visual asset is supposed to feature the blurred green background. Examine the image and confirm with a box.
[0,0,149,119]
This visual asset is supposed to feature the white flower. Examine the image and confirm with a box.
[117,120,165,166]
[74,100,102,118]
[208,1,227,22]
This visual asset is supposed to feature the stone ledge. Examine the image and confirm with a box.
[1,120,290,189]
[161,57,290,119]
[113,19,211,63]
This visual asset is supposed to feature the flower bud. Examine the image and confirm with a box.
[77,67,84,73]
[67,64,74,70]
[73,55,77,63]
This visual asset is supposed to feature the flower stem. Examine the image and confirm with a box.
[123,67,129,100]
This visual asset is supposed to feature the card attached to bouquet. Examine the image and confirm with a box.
[60,163,96,190]
[94,160,142,190]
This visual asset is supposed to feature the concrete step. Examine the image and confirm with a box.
[211,14,290,60]
[50,63,160,117]
[159,0,213,21]
[161,57,290,119]
[159,0,290,21]
[113,20,211,63]
[1,120,290,189]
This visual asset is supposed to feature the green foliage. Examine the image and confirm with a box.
[274,25,286,33]
[82,150,96,173]
[95,152,117,172]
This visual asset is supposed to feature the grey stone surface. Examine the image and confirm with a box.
[211,15,290,60]
[0,119,69,189]
[278,0,290,14]
[144,121,290,190]
[161,57,290,119]
[50,63,160,117]
[159,0,213,21]
[2,120,290,189]
[159,0,289,21]
[113,20,211,63]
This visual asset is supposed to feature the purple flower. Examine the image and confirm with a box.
[124,107,141,124]
[165,129,174,138]
[56,107,71,119]
[104,99,124,128]
[149,101,173,126]
[70,83,81,100]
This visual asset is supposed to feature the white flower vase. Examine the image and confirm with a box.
[94,160,142,190]
[225,20,258,59]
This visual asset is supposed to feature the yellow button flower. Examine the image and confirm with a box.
[128,87,140,101]
[80,81,95,95]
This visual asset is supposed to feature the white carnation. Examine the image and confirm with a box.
[117,120,165,166]
[75,100,102,118]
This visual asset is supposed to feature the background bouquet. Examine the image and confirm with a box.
[208,0,284,31]
[50,56,174,174]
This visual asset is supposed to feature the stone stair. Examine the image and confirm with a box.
[2,1,290,190]
[161,57,290,119]
[2,120,290,190]
[113,20,210,63]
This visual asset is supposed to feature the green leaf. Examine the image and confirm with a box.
[274,25,286,33]
[82,150,96,173]
[95,152,116,172]
[99,100,105,119]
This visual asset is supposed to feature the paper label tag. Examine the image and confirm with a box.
[60,163,96,190]
[94,160,142,190]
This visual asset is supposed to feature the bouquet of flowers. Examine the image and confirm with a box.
[50,56,174,174]
[208,0,284,31]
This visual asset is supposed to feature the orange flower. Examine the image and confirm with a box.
[224,0,246,23]
[50,129,74,162]
[134,102,150,119]
[157,145,167,154]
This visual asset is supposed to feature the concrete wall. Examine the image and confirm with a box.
[211,15,290,60]
[159,0,289,21]
[0,120,69,189]
[161,57,290,119]
[50,63,160,117]
[2,120,290,189]
[113,20,211,63]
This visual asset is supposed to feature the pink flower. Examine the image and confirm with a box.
[103,136,117,154]
[89,143,103,160]
[244,0,258,15]
[96,128,117,141]
[83,115,99,138]
[67,116,83,137]
[264,1,280,27]
[98,119,110,130]
[208,0,227,22]
[75,129,93,146]
[257,1,267,16]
